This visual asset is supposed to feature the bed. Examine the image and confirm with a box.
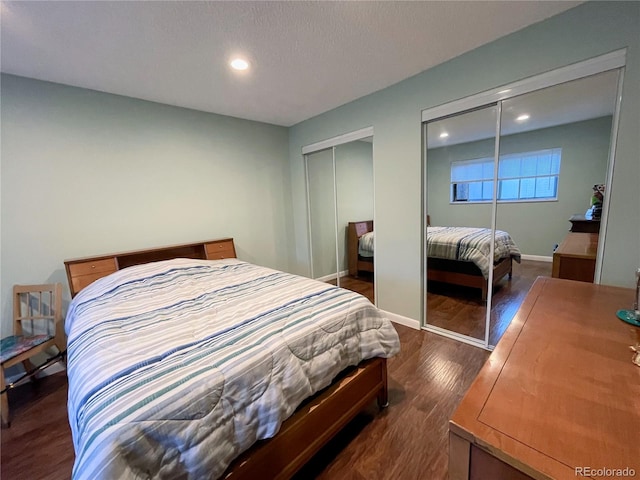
[348,221,374,277]
[63,238,400,479]
[347,221,521,300]
[427,226,521,301]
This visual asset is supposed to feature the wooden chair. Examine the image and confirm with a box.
[0,284,66,427]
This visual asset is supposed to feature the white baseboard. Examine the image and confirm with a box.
[521,254,553,263]
[316,269,349,282]
[380,310,420,330]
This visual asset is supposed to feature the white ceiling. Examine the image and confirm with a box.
[1,1,582,127]
[427,69,620,148]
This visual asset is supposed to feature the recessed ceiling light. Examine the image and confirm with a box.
[230,58,249,71]
[498,89,512,94]
[439,132,449,138]
[516,114,530,122]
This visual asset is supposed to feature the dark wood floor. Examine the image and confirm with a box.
[427,260,551,346]
[0,372,74,480]
[295,325,489,480]
[1,325,489,480]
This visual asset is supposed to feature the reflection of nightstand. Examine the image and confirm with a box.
[569,214,600,233]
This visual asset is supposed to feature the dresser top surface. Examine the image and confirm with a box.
[555,232,599,258]
[451,277,639,479]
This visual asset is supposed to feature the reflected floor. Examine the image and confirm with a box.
[427,260,552,346]
[328,272,374,304]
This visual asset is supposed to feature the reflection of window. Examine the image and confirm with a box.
[450,148,561,203]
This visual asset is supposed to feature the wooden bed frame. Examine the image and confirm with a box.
[348,221,374,277]
[346,220,513,300]
[64,238,390,479]
[427,256,512,302]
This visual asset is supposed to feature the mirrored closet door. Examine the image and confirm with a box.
[304,131,375,303]
[425,106,497,344]
[335,138,374,291]
[306,148,338,283]
[491,69,620,347]
[422,53,624,350]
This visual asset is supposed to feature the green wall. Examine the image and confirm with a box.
[427,117,612,256]
[0,74,292,335]
[289,2,640,321]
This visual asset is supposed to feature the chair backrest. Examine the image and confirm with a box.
[13,284,64,350]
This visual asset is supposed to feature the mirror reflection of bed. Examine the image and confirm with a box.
[344,217,545,345]
[424,69,619,347]
[425,231,552,344]
[343,217,554,346]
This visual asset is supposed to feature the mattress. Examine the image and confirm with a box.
[65,258,400,479]
[427,226,521,278]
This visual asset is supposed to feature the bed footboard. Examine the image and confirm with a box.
[427,256,513,301]
[224,357,388,479]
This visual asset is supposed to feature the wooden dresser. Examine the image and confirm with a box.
[449,277,639,480]
[64,238,236,297]
[552,232,598,282]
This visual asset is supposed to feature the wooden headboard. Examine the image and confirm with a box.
[349,221,373,238]
[64,238,236,298]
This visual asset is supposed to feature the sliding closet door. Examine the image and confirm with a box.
[335,137,374,292]
[306,148,338,282]
[490,69,620,346]
[424,105,497,346]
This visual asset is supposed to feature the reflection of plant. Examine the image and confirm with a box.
[591,184,605,205]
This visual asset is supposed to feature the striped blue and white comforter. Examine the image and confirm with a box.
[65,258,400,479]
[427,226,521,278]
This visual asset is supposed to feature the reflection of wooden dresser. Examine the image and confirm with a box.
[552,232,598,282]
[449,278,639,480]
